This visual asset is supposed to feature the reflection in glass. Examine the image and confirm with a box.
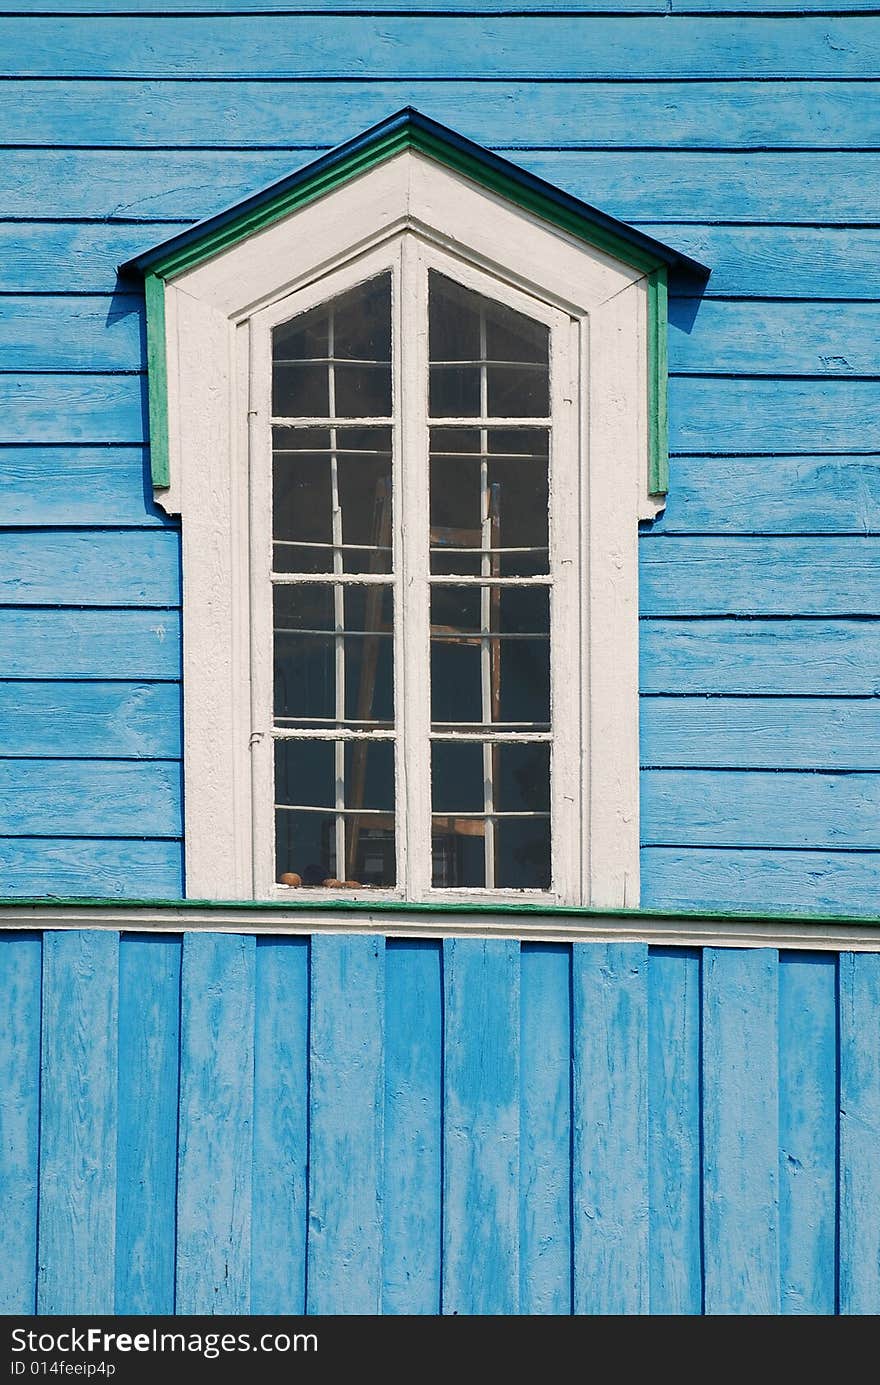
[274,584,394,725]
[272,273,392,419]
[428,271,549,419]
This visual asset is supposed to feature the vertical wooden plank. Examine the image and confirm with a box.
[442,937,519,1316]
[251,936,309,1314]
[839,951,880,1315]
[383,939,442,1314]
[778,952,837,1316]
[648,946,702,1316]
[38,930,119,1314]
[572,942,649,1315]
[307,934,384,1315]
[702,947,779,1315]
[0,933,41,1313]
[115,934,181,1315]
[520,942,571,1315]
[176,932,255,1315]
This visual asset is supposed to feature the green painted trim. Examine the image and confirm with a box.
[144,125,672,497]
[145,273,170,491]
[647,268,669,496]
[3,897,880,930]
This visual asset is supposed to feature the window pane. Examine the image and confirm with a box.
[274,584,394,725]
[272,273,391,419]
[429,426,549,577]
[430,585,550,727]
[428,271,549,420]
[274,739,395,812]
[273,425,393,575]
[495,818,551,890]
[275,810,395,888]
[431,741,484,813]
[431,818,485,889]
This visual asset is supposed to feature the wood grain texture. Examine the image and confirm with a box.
[0,837,182,897]
[0,373,145,443]
[839,952,880,1314]
[668,301,880,378]
[251,936,309,1314]
[0,610,180,681]
[519,943,571,1314]
[4,78,879,150]
[0,760,181,838]
[0,448,168,527]
[0,530,179,606]
[0,682,180,759]
[307,934,384,1315]
[641,697,880,772]
[383,939,442,1314]
[667,378,880,455]
[10,222,880,300]
[778,952,837,1315]
[647,947,702,1315]
[0,296,144,372]
[8,2,880,14]
[37,929,118,1313]
[115,933,180,1314]
[442,937,520,1315]
[0,932,41,1313]
[176,931,255,1314]
[656,457,880,536]
[642,769,880,849]
[572,943,649,1314]
[7,149,880,223]
[641,538,880,617]
[5,17,880,80]
[641,846,880,917]
[702,947,779,1315]
[640,619,880,697]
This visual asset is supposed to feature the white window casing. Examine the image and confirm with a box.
[158,150,653,909]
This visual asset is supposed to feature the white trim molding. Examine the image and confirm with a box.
[159,150,654,908]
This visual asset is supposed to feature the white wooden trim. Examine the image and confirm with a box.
[164,152,650,907]
[4,904,880,953]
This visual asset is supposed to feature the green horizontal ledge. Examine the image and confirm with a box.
[1,896,879,932]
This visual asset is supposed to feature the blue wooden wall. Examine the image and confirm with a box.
[1,2,878,912]
[2,929,879,1316]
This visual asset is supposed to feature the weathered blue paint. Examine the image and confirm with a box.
[572,943,649,1314]
[443,938,520,1315]
[839,952,880,1315]
[648,947,702,1315]
[307,934,384,1315]
[778,952,837,1315]
[251,936,309,1314]
[0,446,167,527]
[0,933,41,1314]
[642,698,880,771]
[642,847,880,918]
[116,934,180,1314]
[0,840,183,899]
[37,930,118,1314]
[0,682,181,760]
[0,609,181,681]
[383,939,442,1315]
[702,948,779,1315]
[0,760,181,839]
[519,943,571,1314]
[176,932,255,1314]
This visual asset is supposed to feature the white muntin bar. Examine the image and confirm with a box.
[327,305,347,881]
[478,301,496,890]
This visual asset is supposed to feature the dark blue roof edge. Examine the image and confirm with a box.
[118,107,711,283]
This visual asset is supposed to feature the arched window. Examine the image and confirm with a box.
[125,111,708,909]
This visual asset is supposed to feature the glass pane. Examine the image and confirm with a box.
[272,272,391,419]
[431,817,485,889]
[274,584,394,725]
[428,271,549,419]
[273,426,393,575]
[429,427,549,577]
[431,741,485,813]
[430,585,550,727]
[496,742,550,813]
[275,810,395,888]
[495,817,551,890]
[274,739,394,812]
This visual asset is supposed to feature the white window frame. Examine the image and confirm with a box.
[158,149,654,909]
